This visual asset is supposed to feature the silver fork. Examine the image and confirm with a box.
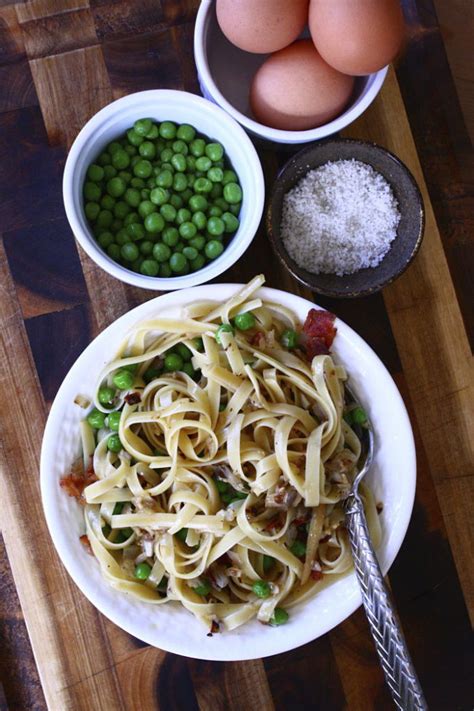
[343,384,428,711]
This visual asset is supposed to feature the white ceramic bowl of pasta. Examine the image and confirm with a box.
[63,90,265,290]
[41,284,416,660]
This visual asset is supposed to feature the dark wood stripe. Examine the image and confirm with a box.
[90,0,165,42]
[397,0,474,351]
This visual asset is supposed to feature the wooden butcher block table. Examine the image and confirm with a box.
[0,1,472,709]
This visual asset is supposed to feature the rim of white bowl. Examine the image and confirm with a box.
[63,89,265,290]
[194,0,389,144]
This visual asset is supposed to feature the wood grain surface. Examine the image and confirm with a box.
[0,1,472,710]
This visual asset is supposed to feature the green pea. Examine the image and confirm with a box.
[205,240,224,260]
[207,217,225,236]
[175,343,192,361]
[208,167,224,183]
[124,188,141,207]
[182,246,198,261]
[134,118,153,136]
[189,194,208,212]
[176,208,192,225]
[159,121,177,139]
[140,240,154,256]
[208,206,222,218]
[290,540,306,558]
[263,555,275,573]
[87,164,104,182]
[169,252,188,273]
[222,211,239,233]
[137,200,155,219]
[186,156,196,172]
[111,219,123,232]
[103,165,117,180]
[140,259,160,276]
[177,124,196,142]
[98,152,111,166]
[114,200,130,219]
[117,169,131,184]
[206,142,224,161]
[87,408,106,429]
[182,362,195,378]
[101,195,115,211]
[85,202,100,221]
[121,242,139,262]
[153,242,171,263]
[160,147,173,163]
[97,231,114,248]
[162,227,180,247]
[115,229,129,246]
[190,254,205,271]
[131,257,143,272]
[252,580,271,599]
[195,156,212,172]
[127,222,145,241]
[146,125,159,140]
[207,182,224,199]
[170,193,183,209]
[160,203,177,222]
[107,411,121,431]
[269,608,289,626]
[125,144,137,156]
[113,369,134,390]
[108,141,122,156]
[351,407,367,425]
[107,244,121,260]
[179,222,197,240]
[134,562,152,580]
[84,182,101,202]
[131,155,141,168]
[133,160,152,178]
[143,366,162,383]
[139,140,156,159]
[160,262,172,277]
[192,211,207,231]
[156,169,173,188]
[127,129,143,146]
[130,177,145,189]
[96,210,113,229]
[234,311,255,331]
[190,138,205,157]
[281,329,299,349]
[111,149,130,170]
[98,386,115,406]
[193,337,204,352]
[144,212,165,233]
[164,352,183,372]
[173,173,188,192]
[216,323,234,345]
[175,527,188,542]
[150,187,170,205]
[222,169,238,185]
[107,177,126,198]
[193,579,211,596]
[194,177,212,194]
[175,242,185,252]
[171,153,187,172]
[107,433,122,453]
[223,182,242,204]
[229,203,241,215]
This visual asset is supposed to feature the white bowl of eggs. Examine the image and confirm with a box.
[194,0,405,144]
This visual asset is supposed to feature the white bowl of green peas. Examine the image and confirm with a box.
[63,90,265,289]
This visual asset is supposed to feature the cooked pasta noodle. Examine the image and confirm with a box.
[63,275,381,632]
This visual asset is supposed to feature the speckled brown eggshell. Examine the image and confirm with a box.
[250,39,355,131]
[216,0,309,54]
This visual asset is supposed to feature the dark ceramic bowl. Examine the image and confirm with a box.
[266,139,425,298]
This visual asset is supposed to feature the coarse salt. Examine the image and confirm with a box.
[281,159,401,276]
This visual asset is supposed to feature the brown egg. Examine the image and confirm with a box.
[250,40,354,131]
[216,0,309,54]
[309,0,405,75]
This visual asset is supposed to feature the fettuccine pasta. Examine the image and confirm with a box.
[61,275,381,633]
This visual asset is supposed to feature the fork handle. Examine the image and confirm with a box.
[344,494,428,711]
